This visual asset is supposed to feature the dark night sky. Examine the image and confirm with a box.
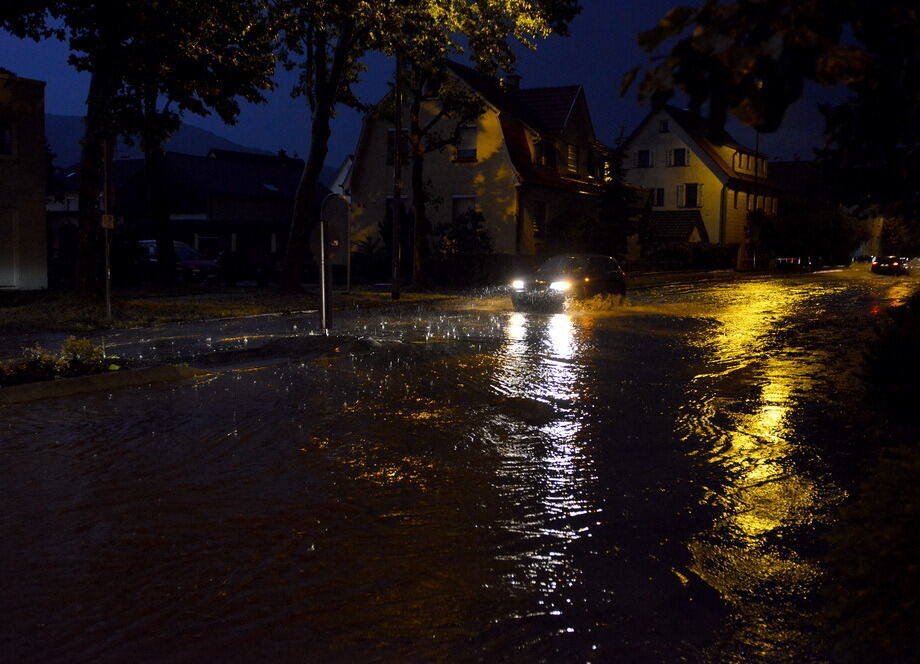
[0,2,839,169]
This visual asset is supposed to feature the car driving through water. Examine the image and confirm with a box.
[870,255,908,276]
[509,254,627,312]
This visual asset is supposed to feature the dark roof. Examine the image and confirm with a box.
[207,148,304,168]
[648,210,710,242]
[446,61,582,135]
[113,151,320,218]
[499,114,601,194]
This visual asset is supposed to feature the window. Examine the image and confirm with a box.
[653,187,665,207]
[567,144,579,173]
[451,195,476,222]
[386,129,408,165]
[678,183,702,208]
[456,125,477,162]
[659,119,670,133]
[637,149,652,168]
[0,122,12,156]
[669,148,688,167]
[746,192,754,211]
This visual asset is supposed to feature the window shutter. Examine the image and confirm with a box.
[697,183,703,208]
[677,184,685,207]
[666,150,673,167]
[649,150,655,167]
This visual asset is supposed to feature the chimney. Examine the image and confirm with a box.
[503,73,521,90]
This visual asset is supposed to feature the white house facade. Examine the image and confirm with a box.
[622,106,777,260]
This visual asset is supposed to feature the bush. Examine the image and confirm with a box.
[0,337,123,387]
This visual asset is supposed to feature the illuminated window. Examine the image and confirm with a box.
[567,144,579,173]
[456,125,477,162]
[0,122,12,156]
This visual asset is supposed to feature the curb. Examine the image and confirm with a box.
[0,365,209,406]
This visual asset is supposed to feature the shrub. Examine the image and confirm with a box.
[0,337,122,387]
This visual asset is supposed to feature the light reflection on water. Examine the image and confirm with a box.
[0,273,895,662]
[677,279,850,660]
[492,312,595,613]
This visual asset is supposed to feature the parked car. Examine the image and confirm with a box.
[870,256,908,276]
[138,240,218,282]
[509,254,627,312]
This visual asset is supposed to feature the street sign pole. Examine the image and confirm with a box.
[391,51,402,301]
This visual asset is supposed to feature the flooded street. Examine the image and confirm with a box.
[1,268,914,662]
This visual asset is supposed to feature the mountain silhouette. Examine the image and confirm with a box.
[44,114,343,185]
[45,114,275,167]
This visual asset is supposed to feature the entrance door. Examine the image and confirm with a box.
[0,209,16,287]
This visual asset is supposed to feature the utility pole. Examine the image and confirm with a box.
[391,51,403,301]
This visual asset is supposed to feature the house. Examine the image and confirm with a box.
[0,72,47,290]
[112,149,320,264]
[621,106,778,267]
[347,61,609,269]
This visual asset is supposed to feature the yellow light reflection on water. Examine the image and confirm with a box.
[682,279,846,654]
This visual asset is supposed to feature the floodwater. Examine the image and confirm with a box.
[1,268,913,662]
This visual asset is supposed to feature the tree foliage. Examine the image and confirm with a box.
[2,1,276,293]
[275,0,580,291]
[624,1,920,217]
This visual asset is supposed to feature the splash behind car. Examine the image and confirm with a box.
[871,256,908,276]
[510,254,626,312]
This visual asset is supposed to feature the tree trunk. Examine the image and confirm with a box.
[143,90,176,286]
[280,103,331,292]
[410,147,429,288]
[408,89,430,289]
[75,69,113,296]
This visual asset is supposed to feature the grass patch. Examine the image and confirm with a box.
[0,287,459,333]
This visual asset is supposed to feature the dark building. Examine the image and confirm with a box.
[0,72,47,290]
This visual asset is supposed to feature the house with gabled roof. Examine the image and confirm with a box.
[621,105,778,266]
[347,61,609,265]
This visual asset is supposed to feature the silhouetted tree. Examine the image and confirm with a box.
[624,1,920,222]
[275,0,581,292]
[2,1,275,294]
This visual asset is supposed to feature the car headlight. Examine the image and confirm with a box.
[549,280,571,292]
[511,279,525,290]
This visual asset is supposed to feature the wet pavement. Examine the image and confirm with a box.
[1,266,916,662]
